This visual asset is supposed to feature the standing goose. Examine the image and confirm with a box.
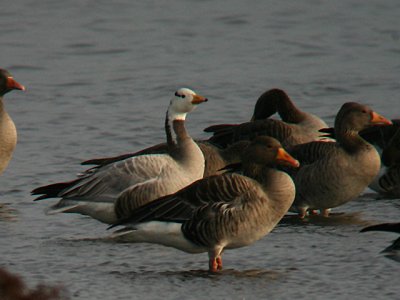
[320,120,400,198]
[361,222,400,262]
[0,69,25,175]
[110,136,300,272]
[32,88,208,224]
[288,102,392,218]
[204,88,330,148]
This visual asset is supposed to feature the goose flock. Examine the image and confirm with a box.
[1,68,399,272]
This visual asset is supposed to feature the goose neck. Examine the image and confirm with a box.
[243,164,273,182]
[277,99,305,123]
[337,130,371,153]
[165,111,190,150]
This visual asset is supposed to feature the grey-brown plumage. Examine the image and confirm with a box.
[0,69,25,175]
[205,88,329,148]
[111,136,299,272]
[288,102,392,218]
[319,120,400,198]
[32,88,207,224]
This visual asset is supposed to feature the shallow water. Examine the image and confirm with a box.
[1,0,400,299]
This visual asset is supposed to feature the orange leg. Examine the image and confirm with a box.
[208,247,224,273]
[216,256,223,271]
[209,257,218,273]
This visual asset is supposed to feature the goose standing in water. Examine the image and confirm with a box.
[205,88,330,148]
[320,119,400,198]
[287,102,392,218]
[110,136,300,272]
[32,88,208,224]
[0,69,25,175]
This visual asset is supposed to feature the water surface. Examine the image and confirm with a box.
[1,1,400,299]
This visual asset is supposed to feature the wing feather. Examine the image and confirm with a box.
[114,174,255,226]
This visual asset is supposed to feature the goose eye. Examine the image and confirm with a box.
[361,109,367,113]
[174,92,186,98]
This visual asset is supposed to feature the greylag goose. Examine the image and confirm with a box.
[204,88,329,148]
[110,136,299,272]
[81,88,325,177]
[32,88,208,224]
[361,222,400,262]
[0,69,25,175]
[287,102,392,218]
[321,120,400,198]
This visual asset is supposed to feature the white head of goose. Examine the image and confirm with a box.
[289,102,392,218]
[110,136,299,273]
[0,69,25,175]
[32,88,208,224]
[205,88,329,148]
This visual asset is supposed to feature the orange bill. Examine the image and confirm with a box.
[6,77,26,91]
[276,148,300,168]
[370,111,392,125]
[191,94,208,104]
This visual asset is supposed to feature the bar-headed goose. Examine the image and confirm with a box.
[32,88,208,224]
[287,102,392,218]
[110,136,299,272]
[0,69,25,175]
[204,88,330,148]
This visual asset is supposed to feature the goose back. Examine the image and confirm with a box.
[205,89,329,148]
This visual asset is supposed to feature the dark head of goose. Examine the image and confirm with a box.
[334,102,392,133]
[0,69,26,97]
[242,136,300,168]
[168,88,208,121]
